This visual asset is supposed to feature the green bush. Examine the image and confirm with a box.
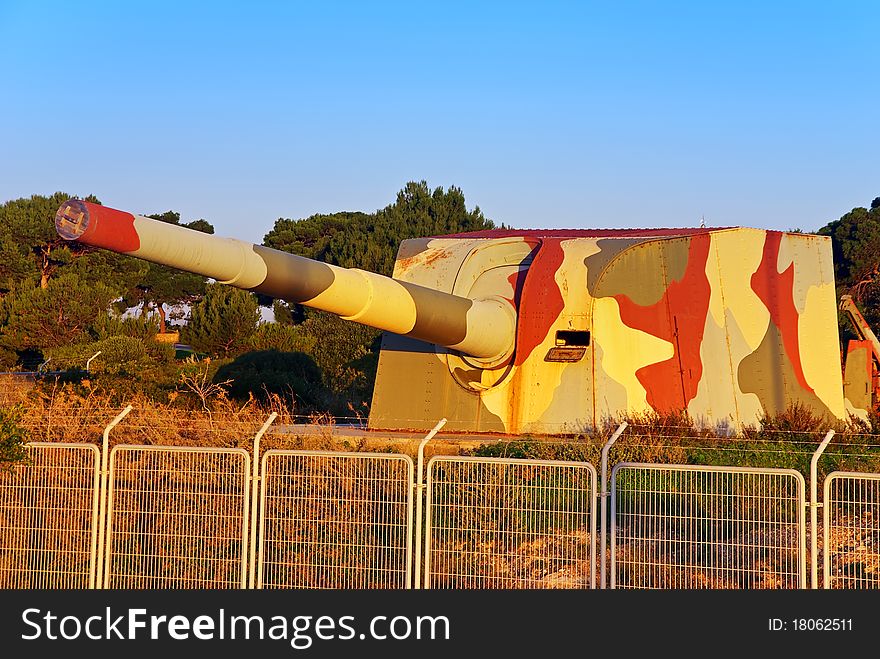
[47,335,167,376]
[43,336,178,401]
[468,439,598,463]
[0,405,29,469]
[91,313,160,342]
[248,322,316,353]
[467,405,880,478]
[213,349,325,409]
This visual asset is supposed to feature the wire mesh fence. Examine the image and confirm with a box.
[0,443,100,588]
[823,472,880,589]
[257,451,414,589]
[1,422,879,590]
[424,457,597,589]
[104,445,251,588]
[611,463,806,589]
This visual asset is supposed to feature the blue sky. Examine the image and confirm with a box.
[1,1,878,245]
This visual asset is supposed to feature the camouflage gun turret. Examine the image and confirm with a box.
[56,198,852,434]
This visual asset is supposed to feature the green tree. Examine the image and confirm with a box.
[0,231,31,296]
[0,273,119,351]
[818,199,880,329]
[271,299,302,326]
[0,192,147,367]
[0,192,145,294]
[122,211,215,334]
[0,293,19,367]
[182,283,260,358]
[263,181,494,276]
[345,180,495,275]
[262,211,371,266]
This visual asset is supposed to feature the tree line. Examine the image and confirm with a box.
[818,196,880,333]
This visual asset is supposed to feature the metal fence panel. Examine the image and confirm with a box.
[611,464,806,589]
[0,443,100,588]
[425,457,597,589]
[257,451,414,589]
[823,471,880,589]
[105,445,251,588]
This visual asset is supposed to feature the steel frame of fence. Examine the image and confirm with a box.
[104,445,252,589]
[610,463,807,589]
[423,456,598,589]
[822,471,880,589]
[0,442,101,588]
[256,450,415,589]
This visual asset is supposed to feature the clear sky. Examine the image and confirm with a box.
[1,1,878,245]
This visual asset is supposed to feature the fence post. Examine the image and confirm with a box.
[810,429,835,590]
[248,412,278,589]
[95,405,133,589]
[413,418,447,590]
[600,422,628,590]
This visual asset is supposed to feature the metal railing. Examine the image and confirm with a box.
[822,471,880,589]
[0,443,100,588]
[423,456,597,589]
[104,445,251,588]
[610,464,806,589]
[1,407,879,590]
[256,451,414,589]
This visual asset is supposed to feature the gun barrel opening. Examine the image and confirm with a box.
[55,198,91,241]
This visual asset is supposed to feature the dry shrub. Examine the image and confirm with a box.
[747,401,842,435]
[4,374,878,472]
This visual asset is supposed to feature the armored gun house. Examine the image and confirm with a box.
[370,228,845,434]
[55,200,846,435]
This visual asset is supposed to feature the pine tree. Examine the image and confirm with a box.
[262,181,494,276]
[122,211,215,333]
[818,197,880,330]
[0,192,145,294]
[1,273,119,350]
[182,283,260,358]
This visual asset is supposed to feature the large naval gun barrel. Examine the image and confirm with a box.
[55,199,516,361]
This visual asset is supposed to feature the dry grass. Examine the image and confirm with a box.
[821,513,880,589]
[429,531,593,589]
[0,373,303,451]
